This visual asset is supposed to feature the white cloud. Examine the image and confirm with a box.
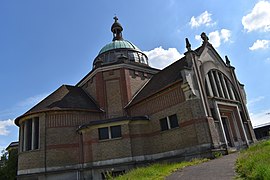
[249,40,270,50]
[247,96,265,108]
[247,96,270,127]
[144,47,183,69]
[242,0,270,32]
[0,119,14,136]
[189,11,215,28]
[195,29,231,48]
[195,35,201,41]
[209,31,221,48]
[250,109,270,127]
[220,29,231,42]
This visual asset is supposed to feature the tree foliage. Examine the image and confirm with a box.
[0,149,18,180]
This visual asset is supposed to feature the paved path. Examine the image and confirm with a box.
[166,153,239,180]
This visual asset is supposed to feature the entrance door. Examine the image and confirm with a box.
[221,117,233,147]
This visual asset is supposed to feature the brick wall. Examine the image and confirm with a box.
[18,113,46,171]
[18,110,101,171]
[85,123,132,162]
[129,84,185,116]
[82,76,97,102]
[128,69,150,97]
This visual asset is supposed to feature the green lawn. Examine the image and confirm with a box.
[105,158,209,180]
[236,140,270,179]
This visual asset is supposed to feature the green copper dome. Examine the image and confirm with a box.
[99,40,141,55]
[93,17,149,69]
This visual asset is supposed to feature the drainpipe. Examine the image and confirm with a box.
[44,113,47,178]
[77,128,84,180]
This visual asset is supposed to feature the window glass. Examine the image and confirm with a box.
[26,120,32,151]
[133,53,139,62]
[128,52,135,62]
[111,125,121,139]
[34,117,39,149]
[160,118,169,131]
[99,127,109,140]
[169,114,179,129]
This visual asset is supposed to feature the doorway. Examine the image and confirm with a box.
[221,117,233,147]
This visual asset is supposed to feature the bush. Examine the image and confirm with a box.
[236,140,270,179]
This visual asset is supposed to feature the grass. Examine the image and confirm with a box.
[106,158,209,180]
[235,140,270,180]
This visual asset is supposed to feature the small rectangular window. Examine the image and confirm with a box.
[160,114,179,131]
[111,125,121,139]
[98,125,122,140]
[160,118,169,131]
[99,127,109,140]
[169,114,179,129]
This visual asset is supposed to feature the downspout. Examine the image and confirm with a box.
[44,114,47,178]
[77,128,84,180]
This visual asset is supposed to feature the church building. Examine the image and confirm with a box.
[15,17,256,180]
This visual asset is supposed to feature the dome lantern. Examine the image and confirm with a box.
[111,16,123,41]
[93,17,149,69]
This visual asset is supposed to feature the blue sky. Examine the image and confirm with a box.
[0,0,270,150]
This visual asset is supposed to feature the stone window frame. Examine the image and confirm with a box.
[159,114,179,131]
[98,125,122,140]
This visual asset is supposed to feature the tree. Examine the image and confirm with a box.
[0,149,18,180]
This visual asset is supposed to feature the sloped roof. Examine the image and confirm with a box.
[15,85,101,124]
[128,56,189,106]
[28,85,101,113]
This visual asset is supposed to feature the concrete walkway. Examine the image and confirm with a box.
[166,153,239,180]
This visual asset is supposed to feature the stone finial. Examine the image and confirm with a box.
[225,55,231,66]
[185,38,191,51]
[201,32,209,43]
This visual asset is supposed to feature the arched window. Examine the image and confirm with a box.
[205,70,238,101]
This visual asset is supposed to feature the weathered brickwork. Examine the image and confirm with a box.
[106,79,123,117]
[82,76,97,101]
[18,150,45,170]
[86,124,132,161]
[130,83,185,116]
[18,113,46,171]
[128,69,150,97]
[46,111,101,128]
[46,148,80,167]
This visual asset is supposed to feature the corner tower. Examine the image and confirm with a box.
[78,17,159,118]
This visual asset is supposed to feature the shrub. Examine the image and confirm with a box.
[236,140,270,179]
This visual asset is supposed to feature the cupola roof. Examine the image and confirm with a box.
[93,17,149,68]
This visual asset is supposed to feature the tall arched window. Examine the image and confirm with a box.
[205,70,238,101]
